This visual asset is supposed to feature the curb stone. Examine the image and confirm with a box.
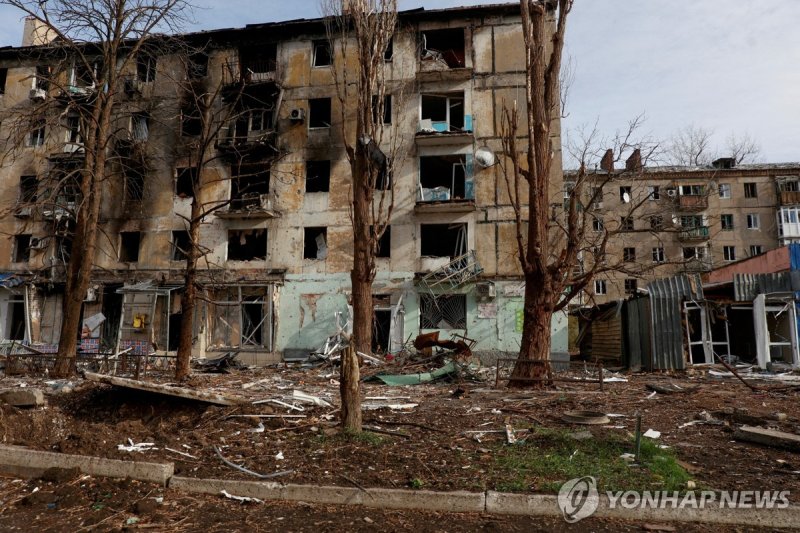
[1,447,798,527]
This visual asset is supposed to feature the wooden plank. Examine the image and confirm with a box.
[734,426,800,452]
[84,372,245,406]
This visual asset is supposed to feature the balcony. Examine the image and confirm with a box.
[216,130,278,160]
[678,226,710,242]
[780,190,800,205]
[217,194,278,220]
[778,207,800,239]
[677,194,708,211]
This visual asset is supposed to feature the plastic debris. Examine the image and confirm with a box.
[643,429,661,439]
[117,439,157,452]
[221,490,263,504]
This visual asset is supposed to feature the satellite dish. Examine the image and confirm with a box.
[622,192,631,204]
[475,146,496,168]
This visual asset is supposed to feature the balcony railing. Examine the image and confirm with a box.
[222,60,278,87]
[677,195,708,211]
[678,226,710,241]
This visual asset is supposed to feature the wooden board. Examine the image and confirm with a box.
[84,372,245,406]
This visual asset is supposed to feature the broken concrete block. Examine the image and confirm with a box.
[0,388,45,407]
[771,412,788,422]
[734,426,800,452]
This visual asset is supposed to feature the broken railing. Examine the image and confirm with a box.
[418,250,483,293]
[494,358,606,390]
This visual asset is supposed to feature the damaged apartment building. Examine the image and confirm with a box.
[0,4,569,364]
[570,153,800,304]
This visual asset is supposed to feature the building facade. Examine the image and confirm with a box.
[0,4,569,363]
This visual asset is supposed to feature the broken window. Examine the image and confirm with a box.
[420,294,467,329]
[719,183,731,198]
[55,222,74,264]
[228,229,268,261]
[305,160,330,193]
[750,245,763,256]
[309,98,331,128]
[420,93,467,132]
[136,51,157,83]
[208,286,274,350]
[648,186,660,200]
[172,231,190,261]
[28,120,45,147]
[119,232,141,262]
[13,235,31,263]
[233,108,273,141]
[384,37,394,61]
[65,114,81,147]
[175,167,197,198]
[374,225,391,258]
[231,163,270,209]
[592,217,604,232]
[623,247,636,262]
[6,295,26,340]
[131,112,149,141]
[682,246,707,260]
[744,182,758,198]
[19,175,37,203]
[304,227,328,260]
[188,51,209,79]
[421,223,467,258]
[652,247,665,263]
[418,155,472,202]
[240,43,278,78]
[71,61,98,89]
[0,68,7,94]
[619,186,631,202]
[180,104,202,137]
[420,28,466,68]
[649,215,663,230]
[372,95,392,125]
[624,278,638,294]
[34,65,50,91]
[312,39,332,67]
[125,166,145,201]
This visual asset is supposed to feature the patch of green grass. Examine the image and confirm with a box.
[492,428,692,494]
[409,478,425,490]
[341,429,384,446]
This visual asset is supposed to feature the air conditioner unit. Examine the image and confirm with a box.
[29,88,47,101]
[475,282,496,300]
[289,108,305,122]
[666,187,677,197]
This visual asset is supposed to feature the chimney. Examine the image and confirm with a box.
[625,149,642,172]
[21,17,56,47]
[600,149,614,172]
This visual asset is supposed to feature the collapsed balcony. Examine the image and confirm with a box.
[420,28,466,69]
[221,44,279,92]
[415,155,475,212]
[217,163,278,219]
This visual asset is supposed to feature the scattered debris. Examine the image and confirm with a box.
[505,422,517,444]
[361,403,418,411]
[645,383,698,394]
[0,388,44,407]
[164,447,198,459]
[643,429,661,439]
[214,446,293,479]
[291,390,332,407]
[734,426,800,452]
[275,451,284,460]
[117,439,157,452]
[193,352,243,373]
[84,372,246,406]
[561,410,611,425]
[220,490,263,504]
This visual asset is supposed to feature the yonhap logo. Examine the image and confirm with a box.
[558,476,599,523]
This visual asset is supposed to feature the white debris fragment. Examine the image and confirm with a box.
[117,438,157,452]
[275,451,284,460]
[643,429,661,439]
[250,423,265,434]
[221,490,263,504]
[646,391,657,399]
[291,390,332,407]
[620,453,636,462]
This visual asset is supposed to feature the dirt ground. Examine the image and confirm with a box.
[1,363,800,529]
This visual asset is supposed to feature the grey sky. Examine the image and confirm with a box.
[0,1,797,162]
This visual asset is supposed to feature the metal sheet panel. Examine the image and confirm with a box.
[734,272,794,301]
[646,274,704,370]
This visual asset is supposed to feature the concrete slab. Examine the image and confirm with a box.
[734,426,800,452]
[0,445,173,485]
[0,388,45,407]
[84,372,246,406]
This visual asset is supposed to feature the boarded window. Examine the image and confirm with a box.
[228,229,267,261]
[420,294,467,329]
[305,160,330,192]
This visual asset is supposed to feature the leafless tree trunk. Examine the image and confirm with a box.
[323,0,399,431]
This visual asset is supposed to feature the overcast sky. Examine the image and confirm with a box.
[1,0,797,163]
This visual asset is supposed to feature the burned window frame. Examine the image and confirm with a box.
[420,223,468,258]
[420,294,467,330]
[172,230,190,261]
[303,227,328,260]
[227,229,268,261]
[13,234,31,263]
[419,28,466,69]
[312,39,332,67]
[208,285,275,351]
[305,160,331,193]
[308,97,332,129]
[175,167,197,198]
[119,231,141,263]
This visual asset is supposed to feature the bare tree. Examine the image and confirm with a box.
[0,0,192,377]
[667,124,715,166]
[726,131,761,164]
[322,0,401,431]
